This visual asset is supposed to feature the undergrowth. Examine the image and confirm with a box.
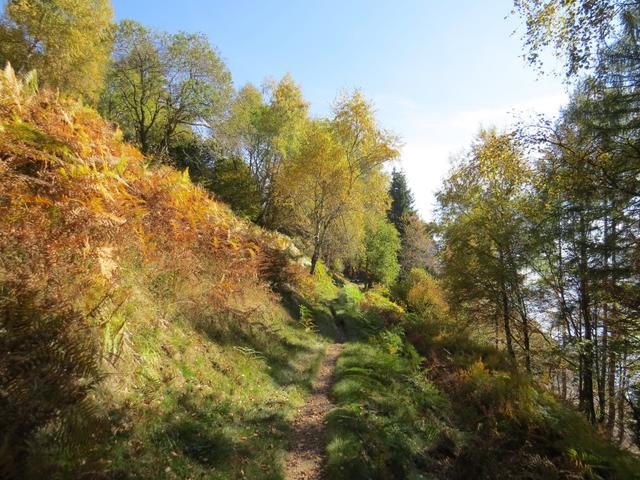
[0,65,328,479]
[402,315,640,479]
[327,341,457,480]
[1,65,638,480]
[324,283,640,480]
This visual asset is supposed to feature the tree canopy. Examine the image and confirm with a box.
[0,0,114,101]
[99,20,233,156]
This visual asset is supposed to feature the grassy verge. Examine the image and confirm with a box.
[95,314,326,480]
[29,257,331,480]
[326,340,458,479]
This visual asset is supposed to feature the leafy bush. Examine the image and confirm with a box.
[401,312,640,479]
[360,286,405,327]
[311,260,339,300]
[362,221,401,287]
[400,268,448,319]
[210,156,262,220]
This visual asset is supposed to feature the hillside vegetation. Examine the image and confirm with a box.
[3,63,638,479]
[0,64,329,478]
[2,0,640,479]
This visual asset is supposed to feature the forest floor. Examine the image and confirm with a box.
[284,342,344,480]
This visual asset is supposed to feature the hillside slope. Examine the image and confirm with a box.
[0,65,333,479]
[1,65,638,480]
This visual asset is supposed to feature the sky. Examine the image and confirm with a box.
[111,0,568,220]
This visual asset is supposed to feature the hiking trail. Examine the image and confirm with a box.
[284,342,343,480]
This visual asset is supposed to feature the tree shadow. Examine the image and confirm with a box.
[192,302,324,390]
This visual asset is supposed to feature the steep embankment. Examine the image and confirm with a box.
[0,66,331,479]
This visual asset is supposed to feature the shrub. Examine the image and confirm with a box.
[398,268,448,320]
[312,261,339,301]
[362,221,401,288]
[361,287,404,326]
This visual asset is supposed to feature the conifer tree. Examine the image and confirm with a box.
[387,168,415,236]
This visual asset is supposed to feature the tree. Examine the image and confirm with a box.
[210,157,262,220]
[630,382,640,449]
[274,119,351,274]
[100,20,233,156]
[388,168,416,235]
[402,268,448,319]
[0,0,114,101]
[332,90,400,179]
[399,214,437,275]
[362,221,401,288]
[513,0,635,77]
[438,129,535,372]
[270,89,397,275]
[513,3,640,431]
[522,81,640,426]
[219,76,308,225]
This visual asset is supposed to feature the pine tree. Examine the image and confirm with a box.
[387,169,415,236]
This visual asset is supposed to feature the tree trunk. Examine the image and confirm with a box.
[578,213,596,423]
[516,291,532,374]
[607,348,616,438]
[310,246,320,275]
[499,249,516,365]
[617,353,628,445]
[597,305,609,424]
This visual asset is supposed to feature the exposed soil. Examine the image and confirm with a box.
[284,343,343,480]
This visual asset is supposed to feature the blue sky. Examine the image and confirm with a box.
[112,0,567,219]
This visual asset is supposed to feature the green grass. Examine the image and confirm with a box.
[329,283,384,341]
[36,258,331,480]
[312,261,340,301]
[23,257,640,480]
[326,341,457,480]
[52,314,327,479]
[399,314,640,480]
[321,287,640,480]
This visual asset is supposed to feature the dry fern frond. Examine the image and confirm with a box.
[0,63,38,115]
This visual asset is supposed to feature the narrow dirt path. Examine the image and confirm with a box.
[284,343,343,480]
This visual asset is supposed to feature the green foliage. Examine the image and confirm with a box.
[312,261,339,301]
[86,264,327,480]
[0,0,114,101]
[362,220,401,287]
[397,268,448,320]
[0,287,102,479]
[210,156,262,220]
[222,76,309,226]
[387,168,415,236]
[100,19,233,155]
[513,0,621,77]
[402,313,640,479]
[326,342,454,479]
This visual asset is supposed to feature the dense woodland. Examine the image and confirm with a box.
[1,0,640,479]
